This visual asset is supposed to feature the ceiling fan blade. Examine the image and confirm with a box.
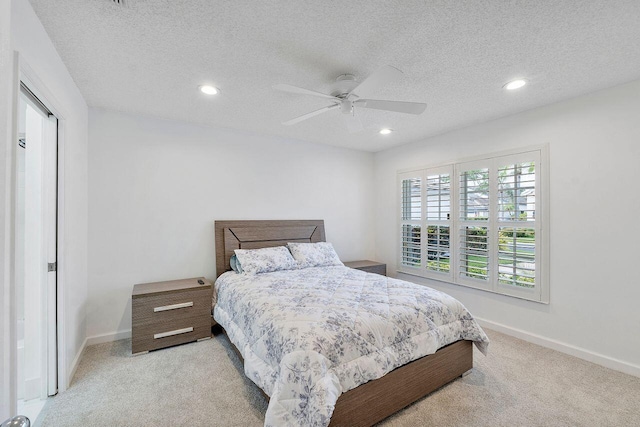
[355,99,427,115]
[342,113,364,134]
[282,104,339,126]
[350,65,403,98]
[273,83,338,100]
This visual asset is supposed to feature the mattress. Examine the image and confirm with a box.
[214,265,489,427]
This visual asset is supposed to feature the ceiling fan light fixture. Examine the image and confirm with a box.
[199,85,220,95]
[504,79,527,90]
[379,128,393,135]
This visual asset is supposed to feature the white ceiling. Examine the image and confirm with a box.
[29,0,640,152]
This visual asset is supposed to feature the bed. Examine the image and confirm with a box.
[213,220,489,427]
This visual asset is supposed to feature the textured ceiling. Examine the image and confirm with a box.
[29,0,640,152]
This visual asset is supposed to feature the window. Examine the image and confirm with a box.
[424,167,452,278]
[398,147,548,303]
[400,176,421,268]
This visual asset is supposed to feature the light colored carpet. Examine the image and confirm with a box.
[36,328,640,427]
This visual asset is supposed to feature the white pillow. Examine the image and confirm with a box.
[287,242,343,269]
[234,246,297,275]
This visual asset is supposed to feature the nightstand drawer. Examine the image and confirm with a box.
[132,287,211,326]
[132,315,211,354]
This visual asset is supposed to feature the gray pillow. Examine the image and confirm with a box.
[230,254,243,273]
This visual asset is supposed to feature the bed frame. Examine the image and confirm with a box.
[214,220,473,427]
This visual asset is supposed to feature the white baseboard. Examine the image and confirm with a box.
[77,323,640,380]
[66,331,132,386]
[86,329,131,346]
[67,336,87,387]
[22,377,40,401]
[476,317,640,378]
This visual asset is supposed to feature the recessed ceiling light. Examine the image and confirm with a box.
[379,128,393,135]
[199,85,220,95]
[504,79,527,90]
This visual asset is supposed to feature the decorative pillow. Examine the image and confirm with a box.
[287,242,343,269]
[230,254,243,273]
[234,246,297,275]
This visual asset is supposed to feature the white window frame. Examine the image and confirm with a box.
[397,145,550,304]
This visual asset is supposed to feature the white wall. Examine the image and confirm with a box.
[87,109,375,341]
[374,79,640,375]
[0,0,17,419]
[10,0,89,391]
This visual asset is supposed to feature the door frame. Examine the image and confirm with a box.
[2,50,20,421]
[16,54,68,396]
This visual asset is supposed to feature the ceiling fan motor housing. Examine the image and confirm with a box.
[332,74,358,98]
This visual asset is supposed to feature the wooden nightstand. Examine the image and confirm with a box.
[131,277,213,355]
[344,260,387,276]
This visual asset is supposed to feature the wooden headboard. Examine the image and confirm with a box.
[214,220,326,277]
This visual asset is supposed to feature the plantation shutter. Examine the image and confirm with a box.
[495,151,541,300]
[399,172,422,270]
[424,166,453,280]
[457,160,490,288]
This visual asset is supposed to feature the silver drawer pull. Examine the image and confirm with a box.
[154,301,193,312]
[154,327,193,339]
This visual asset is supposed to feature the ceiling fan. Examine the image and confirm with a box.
[273,65,427,133]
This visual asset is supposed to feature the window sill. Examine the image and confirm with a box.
[396,269,549,304]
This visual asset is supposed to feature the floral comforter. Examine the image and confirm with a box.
[213,266,489,427]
